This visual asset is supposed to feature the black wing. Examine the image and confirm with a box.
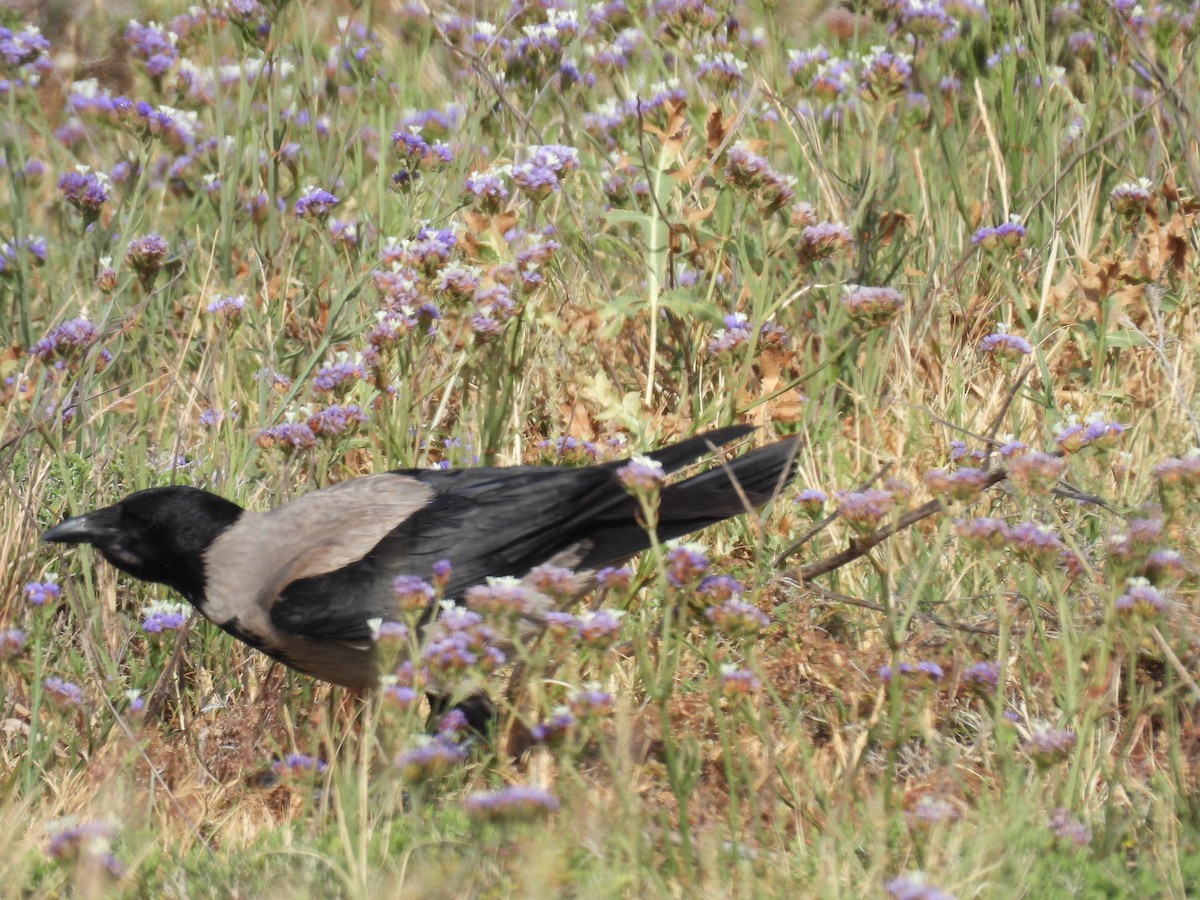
[269,428,797,642]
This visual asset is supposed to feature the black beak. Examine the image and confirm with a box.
[42,510,120,545]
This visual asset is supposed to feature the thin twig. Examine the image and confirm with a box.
[796,580,1004,637]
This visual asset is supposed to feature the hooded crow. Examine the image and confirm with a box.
[43,426,797,695]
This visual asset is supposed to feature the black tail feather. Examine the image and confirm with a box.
[642,425,755,474]
[577,435,800,570]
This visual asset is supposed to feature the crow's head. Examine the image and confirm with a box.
[43,486,244,602]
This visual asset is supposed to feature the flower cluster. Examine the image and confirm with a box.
[140,600,190,633]
[47,819,123,878]
[922,466,989,502]
[1047,808,1092,848]
[464,785,559,824]
[718,663,761,700]
[57,167,111,224]
[878,661,944,685]
[294,186,339,220]
[835,489,895,532]
[0,628,25,658]
[1054,415,1126,454]
[511,144,580,202]
[970,219,1026,251]
[665,542,709,587]
[1114,578,1167,620]
[704,599,770,638]
[1025,725,1076,768]
[464,576,532,619]
[271,752,327,779]
[617,454,665,492]
[420,604,505,690]
[394,735,469,782]
[841,285,904,330]
[722,142,796,214]
[978,331,1033,359]
[1110,178,1153,225]
[1007,451,1065,496]
[24,576,62,605]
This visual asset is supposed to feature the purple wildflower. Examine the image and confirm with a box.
[124,20,179,78]
[1114,578,1166,619]
[1005,522,1064,561]
[704,599,770,637]
[125,233,169,281]
[511,144,580,202]
[393,575,436,611]
[294,186,339,220]
[666,543,709,587]
[255,421,318,452]
[569,684,613,718]
[395,737,468,782]
[576,609,624,649]
[464,577,531,618]
[1048,808,1092,848]
[531,708,576,745]
[272,752,327,778]
[140,601,190,633]
[796,221,852,264]
[860,47,912,99]
[709,312,754,354]
[0,628,26,658]
[907,796,961,828]
[312,355,366,393]
[0,24,51,71]
[885,873,955,900]
[527,564,582,602]
[1110,178,1153,225]
[835,489,894,531]
[971,220,1026,251]
[719,663,761,699]
[794,488,827,517]
[43,677,83,707]
[952,516,1009,550]
[381,679,420,710]
[57,167,111,224]
[47,819,123,878]
[464,785,559,823]
[307,403,368,437]
[1025,726,1076,768]
[464,169,512,213]
[1008,452,1065,495]
[961,661,999,694]
[693,51,747,90]
[617,454,665,492]
[205,294,246,318]
[922,466,989,502]
[596,566,633,590]
[24,577,61,605]
[1055,416,1126,453]
[978,332,1033,358]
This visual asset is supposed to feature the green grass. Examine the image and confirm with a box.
[3,0,1200,895]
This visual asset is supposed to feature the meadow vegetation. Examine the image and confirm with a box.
[2,0,1200,895]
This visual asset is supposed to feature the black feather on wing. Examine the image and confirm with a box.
[269,428,796,643]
